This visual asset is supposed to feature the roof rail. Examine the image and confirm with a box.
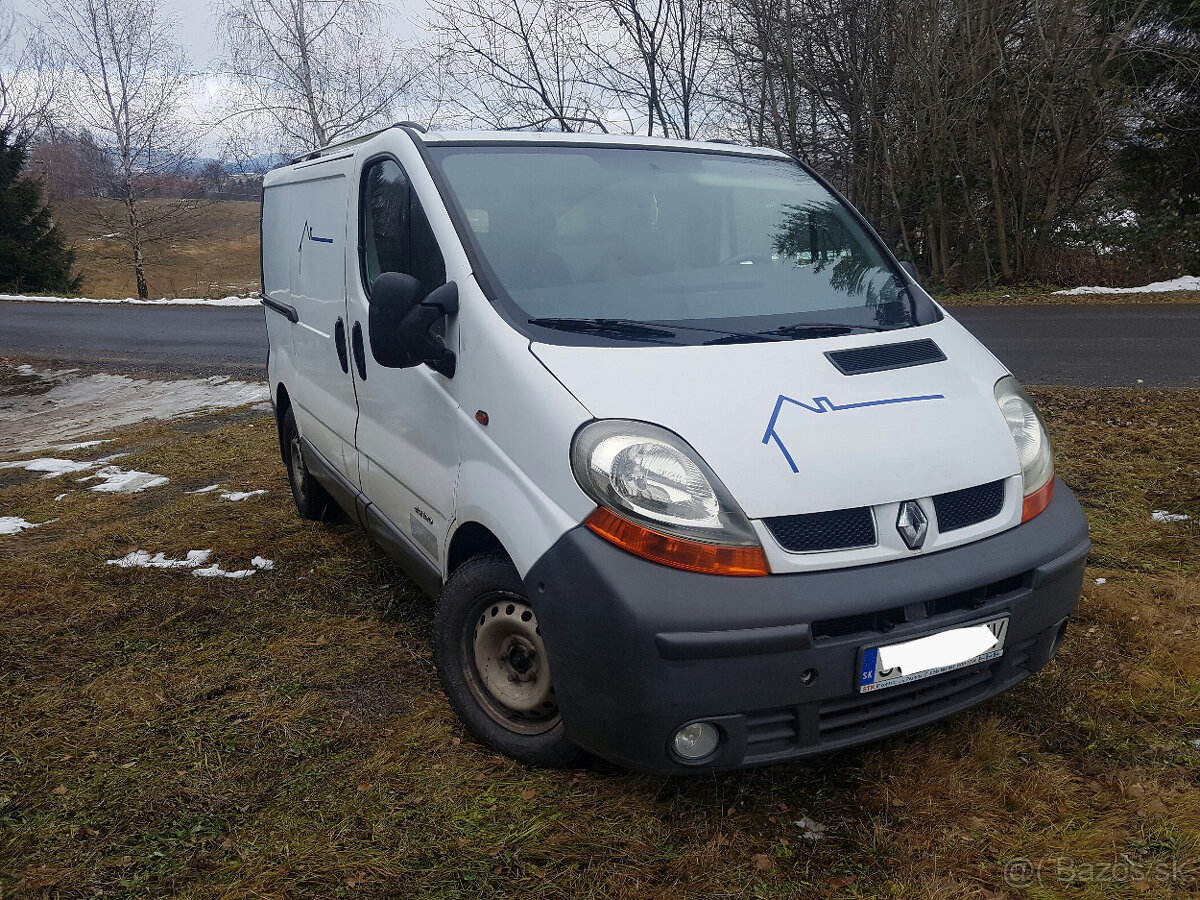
[393,120,428,133]
[706,138,742,146]
[289,127,390,165]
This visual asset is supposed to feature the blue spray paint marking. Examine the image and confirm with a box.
[297,220,334,273]
[762,392,945,473]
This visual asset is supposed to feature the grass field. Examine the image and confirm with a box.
[1,388,1198,899]
[57,200,263,300]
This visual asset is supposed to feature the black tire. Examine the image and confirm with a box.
[433,553,581,767]
[281,407,333,521]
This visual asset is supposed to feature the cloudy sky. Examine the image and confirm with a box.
[12,0,424,70]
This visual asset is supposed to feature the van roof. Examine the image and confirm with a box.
[279,125,791,171]
[416,129,790,158]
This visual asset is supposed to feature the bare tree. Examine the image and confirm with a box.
[427,0,613,132]
[0,0,59,140]
[215,0,416,153]
[40,0,200,299]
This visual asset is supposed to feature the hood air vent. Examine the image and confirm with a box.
[826,338,946,376]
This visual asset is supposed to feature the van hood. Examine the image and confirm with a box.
[532,322,1020,518]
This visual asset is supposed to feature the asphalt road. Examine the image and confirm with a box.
[2,300,1198,387]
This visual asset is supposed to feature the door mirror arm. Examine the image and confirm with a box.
[403,281,458,378]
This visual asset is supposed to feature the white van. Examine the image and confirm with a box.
[261,125,1090,773]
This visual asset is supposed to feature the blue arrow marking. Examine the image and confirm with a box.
[763,393,945,473]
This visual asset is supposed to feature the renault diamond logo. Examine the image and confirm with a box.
[896,500,928,550]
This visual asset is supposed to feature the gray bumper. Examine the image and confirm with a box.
[524,478,1090,774]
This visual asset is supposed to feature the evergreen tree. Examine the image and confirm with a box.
[1116,0,1200,274]
[0,127,81,294]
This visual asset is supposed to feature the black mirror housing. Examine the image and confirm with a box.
[369,272,422,368]
[369,274,458,376]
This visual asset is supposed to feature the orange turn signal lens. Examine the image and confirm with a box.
[584,507,770,576]
[1021,476,1054,522]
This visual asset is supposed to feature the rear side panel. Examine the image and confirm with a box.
[266,161,359,485]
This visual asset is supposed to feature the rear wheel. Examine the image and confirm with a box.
[433,553,580,766]
[281,407,333,521]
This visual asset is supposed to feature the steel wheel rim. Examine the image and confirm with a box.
[464,591,560,735]
[289,435,307,502]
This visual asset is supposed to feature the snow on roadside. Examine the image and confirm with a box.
[193,563,256,579]
[1,365,269,454]
[1054,275,1200,296]
[0,293,261,307]
[105,549,274,578]
[0,457,96,477]
[187,484,222,494]
[80,466,169,494]
[1151,510,1191,523]
[107,549,212,569]
[0,516,48,535]
[219,489,267,501]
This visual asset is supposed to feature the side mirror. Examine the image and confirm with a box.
[368,273,459,377]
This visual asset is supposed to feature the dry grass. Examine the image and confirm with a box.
[1,389,1198,898]
[937,286,1200,307]
[55,200,262,300]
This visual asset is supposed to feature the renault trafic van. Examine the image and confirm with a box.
[261,125,1090,773]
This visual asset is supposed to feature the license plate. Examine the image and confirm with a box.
[858,616,1009,693]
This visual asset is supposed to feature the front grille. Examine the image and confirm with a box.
[764,507,876,553]
[812,572,1027,641]
[825,338,946,376]
[745,708,800,757]
[818,664,995,738]
[934,479,1006,532]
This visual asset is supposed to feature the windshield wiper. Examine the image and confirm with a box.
[761,322,902,338]
[527,317,679,344]
[530,316,784,344]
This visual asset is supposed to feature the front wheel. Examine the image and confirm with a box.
[433,554,580,767]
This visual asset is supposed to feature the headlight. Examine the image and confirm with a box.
[994,376,1054,520]
[571,420,767,575]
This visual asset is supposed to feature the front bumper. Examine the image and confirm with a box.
[525,478,1090,774]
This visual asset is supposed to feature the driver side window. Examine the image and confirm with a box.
[360,158,446,299]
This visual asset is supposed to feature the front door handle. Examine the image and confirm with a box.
[351,321,367,381]
[333,318,349,373]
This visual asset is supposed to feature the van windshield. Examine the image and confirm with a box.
[428,145,915,344]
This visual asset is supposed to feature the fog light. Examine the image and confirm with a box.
[673,721,719,760]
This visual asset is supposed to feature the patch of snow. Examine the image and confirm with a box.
[219,489,267,501]
[193,563,256,579]
[1054,275,1200,296]
[1094,577,1107,585]
[80,466,169,494]
[54,493,69,501]
[793,817,827,841]
[251,556,274,570]
[1,365,268,454]
[0,457,96,478]
[1151,510,1191,523]
[52,440,110,451]
[107,549,212,569]
[0,293,261,307]
[187,484,222,494]
[0,516,46,535]
[1190,738,1200,750]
